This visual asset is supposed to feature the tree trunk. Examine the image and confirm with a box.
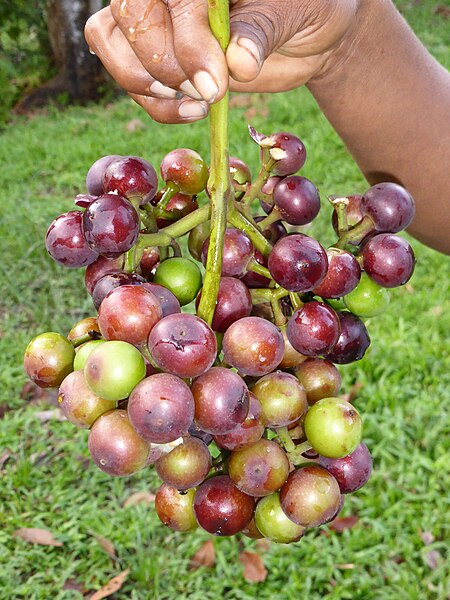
[15,0,106,111]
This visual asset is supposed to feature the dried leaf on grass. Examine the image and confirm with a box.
[89,569,130,600]
[0,449,14,470]
[125,118,145,132]
[35,409,66,423]
[419,529,435,546]
[13,527,63,546]
[435,5,450,18]
[20,381,58,405]
[239,551,268,583]
[328,515,359,533]
[123,491,156,507]
[63,579,86,593]
[189,540,215,570]
[0,403,12,419]
[255,538,272,552]
[424,550,442,570]
[94,534,117,560]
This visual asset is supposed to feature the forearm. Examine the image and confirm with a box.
[307,0,450,254]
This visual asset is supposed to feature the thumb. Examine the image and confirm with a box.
[227,0,299,82]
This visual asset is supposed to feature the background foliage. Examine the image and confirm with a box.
[0,1,449,598]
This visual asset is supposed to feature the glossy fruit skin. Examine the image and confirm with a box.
[287,301,340,357]
[294,358,342,405]
[241,250,271,288]
[260,176,283,214]
[362,233,415,288]
[160,148,209,195]
[279,326,308,369]
[86,154,122,196]
[84,340,146,401]
[280,465,341,527]
[229,156,251,199]
[268,234,328,292]
[155,437,211,490]
[361,182,415,232]
[147,313,217,379]
[73,340,106,371]
[325,311,371,364]
[88,409,150,476]
[98,285,162,347]
[153,257,202,306]
[254,216,287,246]
[92,272,145,309]
[24,332,75,388]
[103,156,158,205]
[201,228,253,278]
[57,370,116,428]
[82,193,139,256]
[228,439,290,497]
[197,277,252,333]
[255,493,305,544]
[273,175,320,225]
[343,272,390,317]
[155,192,198,228]
[304,397,362,458]
[139,247,160,279]
[155,484,198,532]
[192,367,249,435]
[319,442,372,494]
[213,392,264,451]
[222,316,284,377]
[193,475,255,536]
[84,255,124,295]
[268,132,306,176]
[46,211,98,268]
[142,282,181,317]
[128,373,194,443]
[313,249,361,299]
[68,317,100,342]
[252,372,308,427]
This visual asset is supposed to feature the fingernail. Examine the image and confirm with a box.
[179,101,208,120]
[149,81,179,99]
[193,71,219,103]
[235,36,262,68]
[179,80,203,101]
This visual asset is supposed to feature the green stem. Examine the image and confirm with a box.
[271,297,287,326]
[197,0,231,326]
[228,207,272,258]
[247,259,272,280]
[335,215,375,249]
[241,154,276,209]
[154,181,180,218]
[69,332,101,348]
[289,292,304,310]
[257,208,282,231]
[329,196,349,236]
[137,204,211,251]
[287,441,313,466]
[275,427,296,453]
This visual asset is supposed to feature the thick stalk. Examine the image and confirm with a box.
[196,0,231,325]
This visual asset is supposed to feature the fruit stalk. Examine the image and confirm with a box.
[197,0,232,325]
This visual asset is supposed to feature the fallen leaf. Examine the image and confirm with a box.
[239,551,268,583]
[0,449,13,470]
[0,403,12,419]
[94,534,117,560]
[429,305,443,317]
[35,409,66,423]
[13,527,63,547]
[419,529,435,546]
[123,491,156,507]
[125,118,144,132]
[405,283,415,294]
[63,579,86,593]
[189,540,215,570]
[335,563,355,570]
[341,382,363,404]
[328,515,360,533]
[89,569,130,600]
[255,538,271,553]
[424,550,442,570]
[435,5,450,18]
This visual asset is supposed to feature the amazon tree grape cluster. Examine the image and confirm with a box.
[24,126,415,543]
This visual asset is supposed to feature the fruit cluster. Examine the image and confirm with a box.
[24,127,415,543]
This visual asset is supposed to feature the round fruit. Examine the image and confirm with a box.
[362,233,415,288]
[273,175,320,225]
[255,493,305,544]
[319,442,373,494]
[160,148,209,195]
[325,312,371,364]
[313,248,361,299]
[294,358,342,405]
[73,339,106,371]
[24,332,75,388]
[155,437,211,489]
[304,397,362,458]
[343,272,390,318]
[45,211,98,268]
[213,392,264,451]
[103,156,158,204]
[86,154,122,195]
[267,132,306,176]
[361,182,415,233]
[153,257,202,306]
[155,484,198,532]
[287,301,340,357]
[252,371,307,427]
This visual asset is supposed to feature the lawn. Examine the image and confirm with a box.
[0,2,449,599]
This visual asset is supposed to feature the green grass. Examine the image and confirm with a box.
[1,2,450,598]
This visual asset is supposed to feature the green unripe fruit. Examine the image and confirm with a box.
[84,341,146,401]
[344,272,389,317]
[153,257,202,306]
[304,397,362,458]
[255,493,305,543]
[73,339,106,371]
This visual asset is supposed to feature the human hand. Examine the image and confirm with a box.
[85,0,360,123]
